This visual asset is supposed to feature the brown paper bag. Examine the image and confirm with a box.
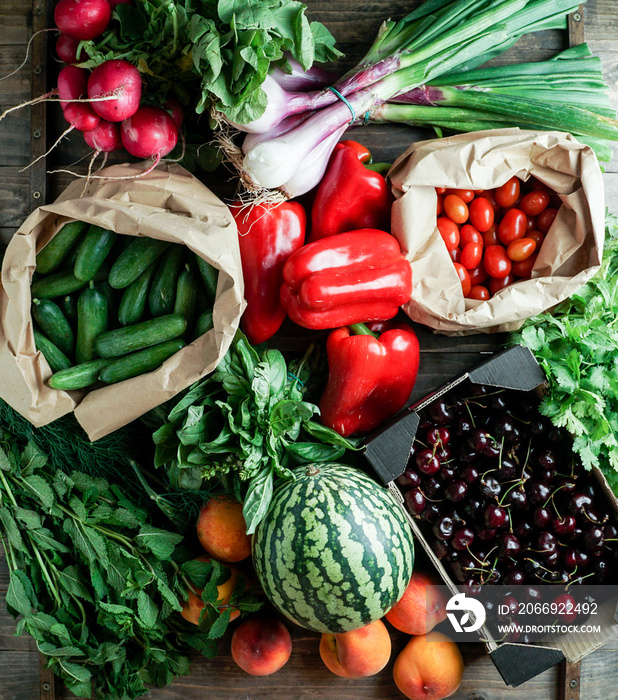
[0,162,245,440]
[388,129,605,335]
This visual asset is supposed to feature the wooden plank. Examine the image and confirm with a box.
[0,168,35,228]
[0,650,42,699]
[29,0,50,208]
[561,660,581,700]
[568,6,586,47]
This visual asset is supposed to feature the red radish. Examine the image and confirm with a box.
[84,120,122,151]
[88,59,142,122]
[58,65,89,108]
[109,0,131,7]
[121,106,178,159]
[163,96,184,128]
[63,102,100,131]
[54,0,112,41]
[56,34,82,63]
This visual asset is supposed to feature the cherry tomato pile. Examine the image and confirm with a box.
[435,177,560,300]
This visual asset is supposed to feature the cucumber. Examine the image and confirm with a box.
[195,254,219,302]
[31,264,109,299]
[33,330,72,373]
[36,220,88,275]
[100,339,186,384]
[95,280,119,329]
[76,283,109,364]
[108,237,171,289]
[173,264,199,325]
[73,225,118,281]
[48,359,108,391]
[148,245,185,317]
[94,314,187,358]
[194,309,213,338]
[58,295,77,325]
[118,261,157,326]
[31,298,75,358]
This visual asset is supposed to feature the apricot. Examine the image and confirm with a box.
[180,555,245,625]
[319,619,391,678]
[231,617,292,676]
[385,570,447,636]
[196,495,251,562]
[393,632,464,700]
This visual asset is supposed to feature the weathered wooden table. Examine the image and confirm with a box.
[1,0,617,698]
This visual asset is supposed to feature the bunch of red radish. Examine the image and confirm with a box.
[53,0,181,165]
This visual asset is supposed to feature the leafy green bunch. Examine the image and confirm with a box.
[152,332,359,533]
[510,211,618,486]
[80,0,341,123]
[0,430,260,699]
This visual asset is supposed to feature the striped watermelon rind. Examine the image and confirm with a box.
[252,463,415,633]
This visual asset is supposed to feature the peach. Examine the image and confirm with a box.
[196,495,251,562]
[180,556,245,625]
[319,619,391,678]
[393,632,464,700]
[231,616,292,676]
[385,570,447,635]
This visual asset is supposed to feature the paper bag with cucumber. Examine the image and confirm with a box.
[0,162,245,440]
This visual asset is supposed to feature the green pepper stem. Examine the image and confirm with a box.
[349,323,378,337]
[365,162,392,174]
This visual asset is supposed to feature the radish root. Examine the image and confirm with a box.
[0,29,58,83]
[20,124,75,171]
[48,154,163,184]
[0,88,125,123]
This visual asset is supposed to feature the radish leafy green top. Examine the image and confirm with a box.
[80,0,341,123]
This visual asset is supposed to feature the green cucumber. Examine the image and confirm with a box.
[76,283,109,364]
[94,314,187,358]
[100,339,186,384]
[95,280,119,329]
[148,245,185,317]
[108,237,171,289]
[73,225,118,281]
[118,261,157,326]
[58,295,77,325]
[173,264,199,325]
[31,298,74,358]
[48,359,108,391]
[36,220,88,275]
[33,330,72,373]
[31,264,109,299]
[195,254,219,302]
[194,309,213,338]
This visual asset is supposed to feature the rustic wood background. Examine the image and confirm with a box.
[0,0,617,698]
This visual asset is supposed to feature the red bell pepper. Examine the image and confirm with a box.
[231,201,306,345]
[280,229,413,330]
[309,141,392,241]
[319,322,420,437]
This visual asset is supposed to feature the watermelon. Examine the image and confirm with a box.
[252,463,415,633]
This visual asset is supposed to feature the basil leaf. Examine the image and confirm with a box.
[243,467,274,535]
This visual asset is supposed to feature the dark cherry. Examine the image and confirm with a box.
[435,443,453,463]
[605,523,618,540]
[582,482,600,500]
[583,506,607,525]
[452,527,475,551]
[458,448,479,464]
[503,487,527,510]
[421,503,441,524]
[594,558,611,582]
[477,527,497,542]
[428,399,454,426]
[499,532,521,558]
[535,531,557,556]
[524,586,543,603]
[504,570,525,586]
[397,467,421,489]
[484,504,509,529]
[496,457,518,482]
[404,488,426,516]
[498,594,519,621]
[529,420,547,436]
[460,577,483,596]
[433,515,455,541]
[445,480,468,503]
[426,426,451,446]
[456,415,474,436]
[416,448,441,475]
[483,568,502,585]
[490,393,508,411]
[544,550,561,568]
[538,466,557,483]
[451,554,477,583]
[423,476,443,498]
[515,520,534,541]
[583,525,605,552]
[463,497,483,520]
[482,439,502,459]
[460,465,481,484]
[438,464,457,482]
[537,448,557,470]
[564,548,589,570]
[467,428,489,452]
[569,492,593,516]
[431,539,450,560]
[555,476,577,496]
[520,466,533,482]
[480,476,501,500]
[552,515,576,537]
[528,480,552,505]
[533,507,552,529]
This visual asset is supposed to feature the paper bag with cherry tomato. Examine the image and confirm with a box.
[388,129,605,334]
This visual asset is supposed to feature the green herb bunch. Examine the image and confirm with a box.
[80,0,341,123]
[152,331,359,533]
[510,211,618,485]
[0,430,260,699]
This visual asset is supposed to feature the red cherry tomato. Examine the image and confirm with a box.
[489,273,516,295]
[498,208,527,245]
[437,217,460,250]
[460,241,483,270]
[469,264,488,285]
[537,207,558,233]
[477,190,500,214]
[520,190,550,216]
[444,194,469,224]
[437,194,443,216]
[467,284,490,301]
[527,230,544,248]
[483,223,499,247]
[525,215,537,232]
[484,245,512,278]
[460,224,483,247]
[454,262,471,297]
[446,188,475,203]
[512,254,538,278]
[436,186,447,195]
[507,237,536,261]
[449,247,461,263]
[527,177,551,193]
[495,176,521,208]
[338,140,371,163]
[468,197,495,232]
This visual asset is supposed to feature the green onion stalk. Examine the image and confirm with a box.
[233,0,587,196]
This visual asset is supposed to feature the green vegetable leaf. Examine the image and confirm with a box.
[22,474,55,509]
[136,525,183,560]
[137,590,159,628]
[243,466,274,535]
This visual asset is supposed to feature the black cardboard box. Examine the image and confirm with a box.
[364,345,618,687]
